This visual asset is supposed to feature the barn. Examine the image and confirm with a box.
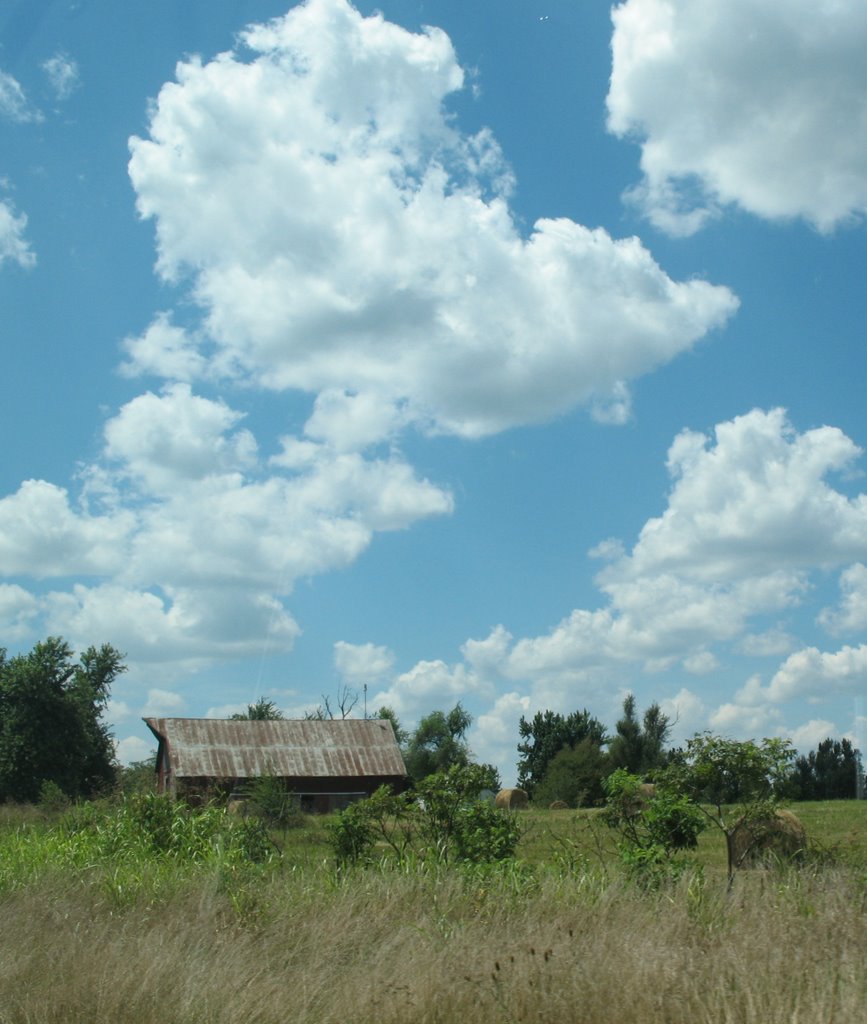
[144,717,407,811]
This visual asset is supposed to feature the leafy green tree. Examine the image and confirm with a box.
[785,738,864,800]
[0,637,124,802]
[230,697,284,721]
[607,695,671,775]
[404,703,473,784]
[516,708,608,795]
[533,739,610,807]
[377,705,408,746]
[659,733,795,888]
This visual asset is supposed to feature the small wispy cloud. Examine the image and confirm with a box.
[0,199,36,269]
[0,67,41,122]
[42,54,80,101]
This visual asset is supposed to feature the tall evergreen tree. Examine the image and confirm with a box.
[608,695,671,776]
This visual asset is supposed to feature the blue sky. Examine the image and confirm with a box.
[2,0,866,783]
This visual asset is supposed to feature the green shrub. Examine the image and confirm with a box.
[327,764,523,869]
[232,817,277,864]
[38,780,70,813]
[450,800,523,863]
[327,797,380,867]
[603,769,705,888]
[245,774,305,831]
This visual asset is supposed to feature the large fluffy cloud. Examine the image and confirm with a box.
[0,385,452,662]
[605,408,867,584]
[608,0,867,233]
[0,584,39,641]
[769,644,867,702]
[127,0,736,440]
[0,479,134,578]
[365,409,867,777]
[501,409,867,688]
[334,641,395,686]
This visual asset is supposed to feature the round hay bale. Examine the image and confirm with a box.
[226,798,249,816]
[623,782,657,817]
[549,800,569,810]
[495,788,529,811]
[731,809,807,868]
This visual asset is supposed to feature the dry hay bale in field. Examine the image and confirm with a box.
[732,809,807,868]
[623,782,657,817]
[549,800,569,810]
[495,788,529,810]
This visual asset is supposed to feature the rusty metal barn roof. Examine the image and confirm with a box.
[144,717,407,780]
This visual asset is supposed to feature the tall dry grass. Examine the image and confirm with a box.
[1,861,864,1024]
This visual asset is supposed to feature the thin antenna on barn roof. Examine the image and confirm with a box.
[363,683,368,720]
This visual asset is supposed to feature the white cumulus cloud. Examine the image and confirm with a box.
[0,584,39,640]
[607,408,867,585]
[769,644,867,702]
[103,384,258,495]
[127,0,736,442]
[530,410,867,689]
[0,381,451,667]
[385,409,867,745]
[43,583,301,666]
[142,688,185,716]
[119,314,207,382]
[608,0,867,233]
[787,718,839,753]
[0,480,134,578]
[334,640,396,685]
[372,657,493,721]
[819,563,867,635]
[115,735,154,765]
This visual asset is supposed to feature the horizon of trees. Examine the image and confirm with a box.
[1,637,864,805]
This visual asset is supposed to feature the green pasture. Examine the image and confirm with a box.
[3,796,864,891]
[519,799,867,874]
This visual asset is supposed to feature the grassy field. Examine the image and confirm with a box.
[0,798,865,1024]
[272,798,867,876]
[519,799,867,875]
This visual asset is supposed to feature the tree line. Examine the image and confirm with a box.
[512,695,864,806]
[1,636,864,804]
